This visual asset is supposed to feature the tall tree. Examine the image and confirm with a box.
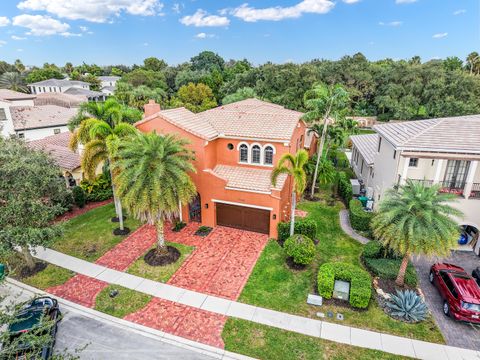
[222,87,257,105]
[143,57,168,72]
[302,84,349,198]
[371,181,462,286]
[113,132,196,257]
[271,149,309,236]
[14,59,25,73]
[0,72,28,92]
[173,82,217,113]
[466,52,480,75]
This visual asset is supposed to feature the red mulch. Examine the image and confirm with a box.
[55,199,112,223]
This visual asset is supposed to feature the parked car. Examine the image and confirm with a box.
[1,297,61,359]
[430,263,480,323]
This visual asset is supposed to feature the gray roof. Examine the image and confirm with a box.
[11,105,77,130]
[28,132,80,171]
[64,87,103,97]
[28,78,89,87]
[98,76,120,81]
[0,89,36,101]
[350,134,378,165]
[373,115,480,154]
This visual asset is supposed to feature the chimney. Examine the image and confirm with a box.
[143,99,161,117]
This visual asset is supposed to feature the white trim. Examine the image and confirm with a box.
[263,144,277,154]
[237,162,273,168]
[212,199,273,211]
[237,142,250,163]
[225,186,272,195]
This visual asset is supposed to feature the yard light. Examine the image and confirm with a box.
[109,289,119,298]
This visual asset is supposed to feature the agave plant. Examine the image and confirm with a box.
[386,290,428,322]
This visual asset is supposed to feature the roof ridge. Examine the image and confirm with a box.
[402,118,443,146]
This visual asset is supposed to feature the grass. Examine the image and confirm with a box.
[52,203,142,262]
[94,285,152,318]
[238,190,444,343]
[223,318,409,360]
[127,242,194,283]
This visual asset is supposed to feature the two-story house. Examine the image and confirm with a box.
[28,79,105,101]
[136,98,311,237]
[98,76,120,96]
[350,115,480,246]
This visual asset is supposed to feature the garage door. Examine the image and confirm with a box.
[216,203,270,234]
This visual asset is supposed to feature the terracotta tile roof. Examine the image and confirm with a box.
[158,107,218,140]
[350,134,378,165]
[373,115,480,154]
[28,132,80,171]
[212,164,288,193]
[10,105,77,130]
[0,89,35,101]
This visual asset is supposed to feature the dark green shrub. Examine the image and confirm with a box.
[349,199,373,232]
[362,241,383,259]
[277,218,317,242]
[85,188,113,202]
[52,188,74,214]
[173,221,186,232]
[80,173,112,202]
[337,171,353,205]
[317,262,372,309]
[363,257,418,287]
[284,234,316,265]
[72,186,86,208]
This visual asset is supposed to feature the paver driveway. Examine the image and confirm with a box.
[413,250,480,350]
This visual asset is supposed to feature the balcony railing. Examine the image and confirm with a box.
[438,180,465,196]
[470,183,480,199]
[409,179,434,186]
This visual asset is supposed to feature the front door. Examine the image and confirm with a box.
[189,193,201,222]
[444,160,470,189]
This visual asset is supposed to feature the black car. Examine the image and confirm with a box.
[472,267,480,287]
[2,297,61,359]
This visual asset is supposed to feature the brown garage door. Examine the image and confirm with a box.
[216,203,270,234]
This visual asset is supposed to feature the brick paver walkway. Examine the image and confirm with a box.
[47,275,107,308]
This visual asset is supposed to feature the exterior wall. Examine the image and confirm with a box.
[9,99,35,107]
[371,135,401,202]
[17,125,69,141]
[350,145,373,188]
[0,100,15,138]
[452,199,480,231]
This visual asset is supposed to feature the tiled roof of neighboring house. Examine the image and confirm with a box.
[63,87,103,97]
[0,89,36,101]
[28,132,80,171]
[28,79,89,87]
[98,76,120,82]
[373,115,480,154]
[212,164,288,193]
[10,105,77,130]
[34,92,86,108]
[350,134,378,165]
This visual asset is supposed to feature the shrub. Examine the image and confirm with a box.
[386,290,427,322]
[52,188,74,214]
[172,221,186,232]
[362,241,383,259]
[277,218,317,242]
[337,171,353,204]
[317,262,372,309]
[284,234,316,265]
[349,199,374,232]
[72,186,86,208]
[85,188,113,202]
[363,257,418,287]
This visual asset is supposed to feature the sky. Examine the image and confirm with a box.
[0,0,478,66]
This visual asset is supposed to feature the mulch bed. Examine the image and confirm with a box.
[55,199,112,223]
[376,277,416,294]
[285,257,307,271]
[18,261,47,278]
[113,227,131,236]
[144,246,180,266]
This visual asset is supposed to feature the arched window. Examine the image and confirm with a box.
[239,144,248,163]
[264,146,274,165]
[252,145,261,164]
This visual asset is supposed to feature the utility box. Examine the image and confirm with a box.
[350,179,360,196]
[333,280,350,301]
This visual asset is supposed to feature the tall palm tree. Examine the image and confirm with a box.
[272,149,309,236]
[70,118,137,233]
[302,83,349,198]
[0,72,28,93]
[371,181,462,286]
[112,132,197,256]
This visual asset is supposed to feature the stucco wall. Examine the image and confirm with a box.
[0,100,15,138]
[17,126,69,141]
[371,136,401,202]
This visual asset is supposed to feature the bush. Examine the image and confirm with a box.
[349,199,373,232]
[386,290,427,322]
[277,218,317,242]
[52,188,74,214]
[337,171,353,204]
[72,186,86,208]
[317,262,372,309]
[363,258,418,287]
[362,240,383,259]
[172,221,186,232]
[80,174,113,202]
[85,188,113,202]
[284,234,316,265]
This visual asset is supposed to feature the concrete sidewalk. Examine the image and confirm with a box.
[32,246,480,360]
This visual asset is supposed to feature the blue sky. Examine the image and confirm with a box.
[0,0,477,66]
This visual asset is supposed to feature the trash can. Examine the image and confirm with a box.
[0,264,5,280]
[358,196,369,207]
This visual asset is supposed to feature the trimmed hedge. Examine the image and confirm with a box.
[72,186,86,208]
[349,199,374,232]
[317,262,372,309]
[284,234,316,265]
[337,171,353,205]
[277,218,317,242]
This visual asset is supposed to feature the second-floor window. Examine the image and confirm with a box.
[409,158,419,167]
[264,146,274,165]
[252,145,261,164]
[239,144,248,163]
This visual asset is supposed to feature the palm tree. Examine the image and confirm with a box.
[0,72,28,92]
[271,149,309,237]
[371,181,462,286]
[112,132,197,257]
[70,118,137,233]
[302,84,349,198]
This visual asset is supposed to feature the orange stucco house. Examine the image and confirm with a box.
[135,98,316,238]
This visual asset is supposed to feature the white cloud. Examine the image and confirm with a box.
[17,0,163,23]
[343,0,360,3]
[180,9,229,27]
[453,9,466,15]
[11,35,27,40]
[230,0,335,22]
[379,20,402,26]
[0,40,6,47]
[396,0,417,3]
[79,26,88,32]
[432,32,448,39]
[61,32,82,37]
[12,14,70,36]
[172,3,183,14]
[195,32,214,39]
[0,17,10,27]
[17,48,24,52]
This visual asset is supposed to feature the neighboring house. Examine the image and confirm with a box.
[350,115,480,244]
[34,92,87,108]
[28,79,105,101]
[98,76,120,96]
[348,116,377,128]
[0,90,36,137]
[136,98,310,237]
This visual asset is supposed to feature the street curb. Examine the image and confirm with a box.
[5,278,257,360]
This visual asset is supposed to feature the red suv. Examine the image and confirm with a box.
[430,263,480,323]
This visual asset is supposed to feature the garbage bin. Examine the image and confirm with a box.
[358,196,369,207]
[0,264,5,279]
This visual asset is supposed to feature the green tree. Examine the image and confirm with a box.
[83,74,101,91]
[25,68,64,83]
[222,87,257,104]
[191,51,225,72]
[64,62,74,75]
[114,83,167,110]
[0,138,68,270]
[121,69,167,89]
[466,52,480,75]
[112,132,196,255]
[110,67,123,76]
[143,57,168,72]
[371,181,462,286]
[302,83,349,198]
[174,82,217,113]
[271,149,309,237]
[443,57,463,72]
[0,72,28,92]
[14,59,25,73]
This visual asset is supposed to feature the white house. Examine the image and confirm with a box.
[28,79,105,101]
[98,76,120,96]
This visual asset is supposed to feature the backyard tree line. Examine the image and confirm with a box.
[1,51,480,120]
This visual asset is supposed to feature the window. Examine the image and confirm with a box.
[377,137,382,152]
[227,143,234,150]
[409,158,419,167]
[239,144,248,163]
[18,133,25,139]
[440,272,458,298]
[393,150,396,159]
[361,160,364,174]
[54,128,61,134]
[0,108,6,121]
[252,145,261,164]
[264,146,274,165]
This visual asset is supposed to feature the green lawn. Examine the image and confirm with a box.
[237,199,444,343]
[127,242,194,283]
[223,318,410,360]
[95,285,152,318]
[52,203,142,262]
